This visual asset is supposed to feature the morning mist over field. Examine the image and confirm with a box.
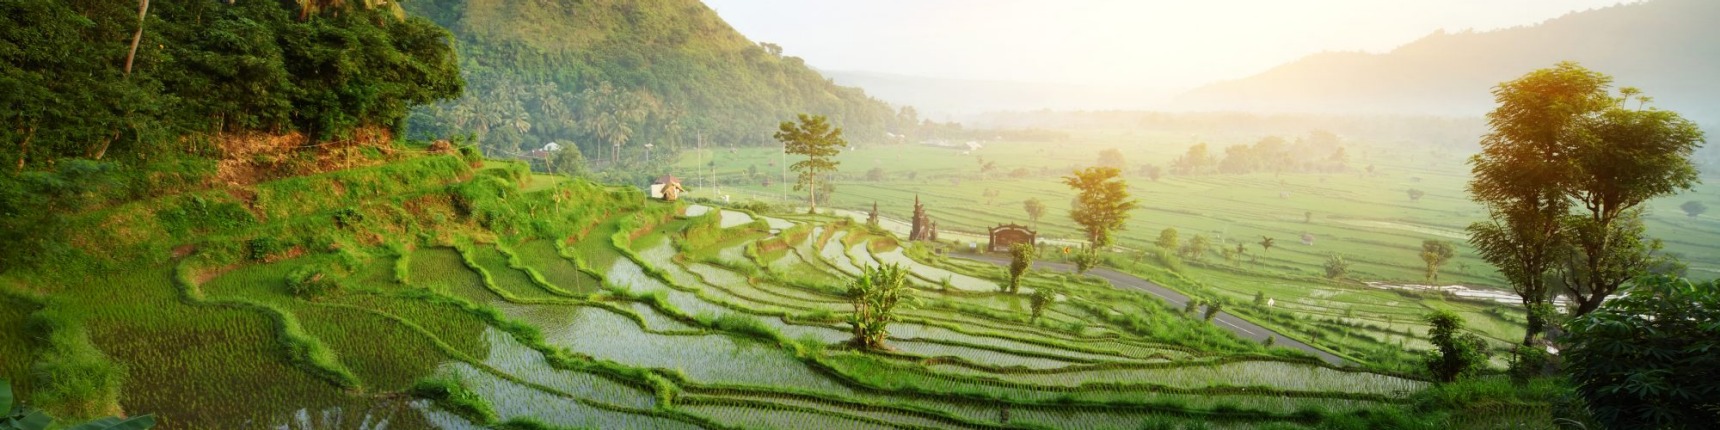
[3,0,1716,428]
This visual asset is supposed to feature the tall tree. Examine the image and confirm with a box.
[1007,243,1035,294]
[1470,62,1705,336]
[576,82,655,164]
[774,114,847,213]
[846,264,915,350]
[123,0,149,77]
[1259,236,1275,253]
[1061,167,1139,249]
[1419,240,1456,282]
[1022,197,1046,227]
[1468,62,1613,346]
[1559,86,1703,316]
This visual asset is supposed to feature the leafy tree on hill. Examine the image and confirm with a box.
[575,82,658,164]
[846,264,915,350]
[1062,167,1138,249]
[1468,62,1611,346]
[1007,243,1035,294]
[1022,198,1046,227]
[1469,63,1704,340]
[1423,310,1489,383]
[1419,240,1456,282]
[1564,275,1720,428]
[775,114,846,213]
[1682,200,1708,218]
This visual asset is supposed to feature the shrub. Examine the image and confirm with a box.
[284,265,340,300]
[411,378,498,425]
[248,237,289,261]
[1564,275,1720,428]
[1423,310,1489,383]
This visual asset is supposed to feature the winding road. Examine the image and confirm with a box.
[956,253,1348,366]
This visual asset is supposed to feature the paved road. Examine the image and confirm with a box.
[956,253,1348,366]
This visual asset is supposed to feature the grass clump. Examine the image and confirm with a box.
[410,377,498,425]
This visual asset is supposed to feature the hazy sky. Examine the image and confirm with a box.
[704,0,1633,90]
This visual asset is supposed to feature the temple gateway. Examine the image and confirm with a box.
[988,223,1036,253]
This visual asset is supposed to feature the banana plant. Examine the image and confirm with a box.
[2,380,155,430]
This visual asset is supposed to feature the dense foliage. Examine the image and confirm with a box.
[1006,243,1034,294]
[775,114,846,212]
[0,0,463,267]
[1422,310,1489,383]
[844,264,914,350]
[0,0,461,162]
[1061,167,1138,248]
[401,0,905,163]
[1467,62,1703,348]
[1564,275,1720,428]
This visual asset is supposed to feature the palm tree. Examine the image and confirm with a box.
[1259,236,1275,253]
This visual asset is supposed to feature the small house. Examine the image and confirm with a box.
[649,175,684,201]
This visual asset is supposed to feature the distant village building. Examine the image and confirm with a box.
[525,142,564,160]
[1301,233,1316,246]
[650,175,684,201]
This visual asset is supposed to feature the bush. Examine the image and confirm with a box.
[284,265,340,300]
[247,237,289,261]
[410,378,497,425]
[1564,275,1720,428]
[1423,310,1489,383]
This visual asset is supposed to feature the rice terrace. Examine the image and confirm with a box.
[2,0,1718,429]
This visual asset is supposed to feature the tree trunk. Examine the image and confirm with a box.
[1521,298,1544,347]
[124,0,150,77]
[808,176,818,214]
[16,124,37,173]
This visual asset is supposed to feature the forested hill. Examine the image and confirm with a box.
[1173,0,1720,121]
[403,0,904,160]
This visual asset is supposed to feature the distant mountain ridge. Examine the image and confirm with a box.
[822,70,1171,117]
[1174,0,1720,122]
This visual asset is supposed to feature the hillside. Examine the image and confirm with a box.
[402,0,905,160]
[1,148,1500,428]
[1174,0,1720,121]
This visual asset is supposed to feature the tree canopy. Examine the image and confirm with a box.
[1564,275,1720,428]
[775,114,846,212]
[1061,167,1139,249]
[1467,62,1704,343]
